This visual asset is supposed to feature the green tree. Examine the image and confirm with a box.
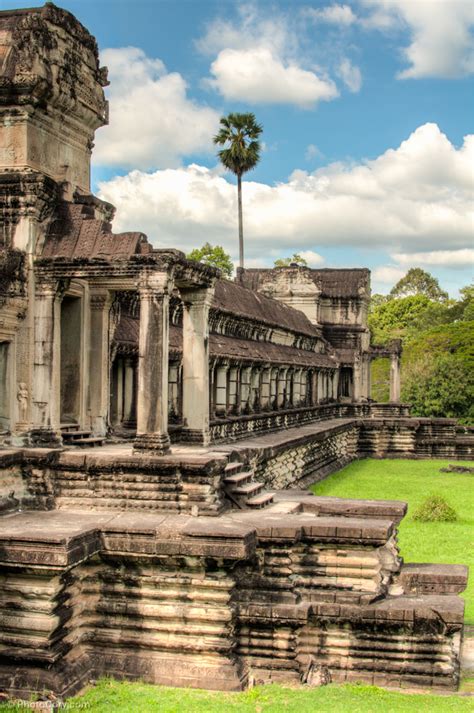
[389,268,448,301]
[402,352,474,421]
[187,243,233,278]
[368,294,433,343]
[274,253,308,268]
[213,112,263,270]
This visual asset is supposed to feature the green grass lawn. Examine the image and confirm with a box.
[2,679,473,713]
[311,458,474,623]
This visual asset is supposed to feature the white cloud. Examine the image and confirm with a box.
[300,250,326,267]
[360,0,474,79]
[372,266,406,284]
[337,58,363,92]
[305,144,322,161]
[98,124,473,262]
[206,47,338,108]
[93,47,220,170]
[391,249,474,269]
[306,4,357,26]
[199,6,339,107]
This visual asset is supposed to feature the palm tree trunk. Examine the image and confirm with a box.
[237,173,244,270]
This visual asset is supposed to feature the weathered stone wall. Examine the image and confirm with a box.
[248,423,359,490]
[0,508,466,697]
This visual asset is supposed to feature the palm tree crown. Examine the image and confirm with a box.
[213,113,263,270]
[213,112,262,177]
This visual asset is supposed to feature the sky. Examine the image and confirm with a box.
[6,0,473,295]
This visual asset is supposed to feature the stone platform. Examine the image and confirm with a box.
[0,421,470,699]
[0,493,468,697]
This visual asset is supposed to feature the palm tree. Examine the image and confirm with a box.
[214,112,263,270]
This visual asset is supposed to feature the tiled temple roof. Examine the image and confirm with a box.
[114,309,338,368]
[212,280,320,337]
[239,267,370,299]
[42,201,152,259]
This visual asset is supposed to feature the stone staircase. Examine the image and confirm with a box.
[61,423,105,448]
[223,461,274,509]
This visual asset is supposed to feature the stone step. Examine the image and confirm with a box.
[62,430,92,440]
[224,471,253,486]
[60,422,80,432]
[224,462,244,474]
[231,482,263,497]
[65,437,105,447]
[246,492,275,509]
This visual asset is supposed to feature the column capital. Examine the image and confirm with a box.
[89,290,112,311]
[180,286,215,308]
[137,271,173,296]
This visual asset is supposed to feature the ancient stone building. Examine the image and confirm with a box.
[0,3,472,701]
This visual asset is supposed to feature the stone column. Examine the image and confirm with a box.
[390,353,401,403]
[353,360,362,402]
[292,368,302,406]
[134,273,171,453]
[215,364,229,416]
[89,290,112,435]
[240,366,252,413]
[32,280,61,444]
[277,368,288,408]
[181,287,214,445]
[122,357,136,427]
[260,367,271,410]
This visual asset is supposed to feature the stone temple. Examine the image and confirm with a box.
[0,3,472,700]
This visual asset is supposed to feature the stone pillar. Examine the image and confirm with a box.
[134,273,171,453]
[277,368,288,408]
[89,290,112,435]
[215,364,228,416]
[240,366,252,413]
[260,367,271,410]
[122,357,136,427]
[180,287,214,445]
[390,353,401,403]
[250,367,260,412]
[353,360,362,402]
[32,280,61,444]
[292,369,302,406]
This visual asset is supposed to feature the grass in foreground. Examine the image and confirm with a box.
[2,680,473,713]
[311,458,474,623]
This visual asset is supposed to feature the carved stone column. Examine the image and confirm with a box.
[89,290,112,435]
[180,287,214,445]
[215,363,229,416]
[353,359,362,402]
[390,353,401,403]
[277,368,288,408]
[122,357,136,427]
[260,367,271,410]
[32,279,61,444]
[134,273,171,453]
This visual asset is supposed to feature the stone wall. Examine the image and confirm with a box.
[0,507,466,697]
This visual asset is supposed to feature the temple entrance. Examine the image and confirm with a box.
[0,341,10,430]
[338,367,353,400]
[60,296,82,424]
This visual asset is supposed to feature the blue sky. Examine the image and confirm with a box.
[6,0,473,295]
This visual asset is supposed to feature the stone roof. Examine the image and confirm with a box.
[42,201,152,259]
[239,267,370,299]
[213,279,320,337]
[312,268,370,298]
[114,313,338,368]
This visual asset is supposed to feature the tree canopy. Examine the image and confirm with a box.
[186,243,233,278]
[389,268,448,301]
[213,112,262,177]
[369,271,473,423]
[274,253,308,268]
